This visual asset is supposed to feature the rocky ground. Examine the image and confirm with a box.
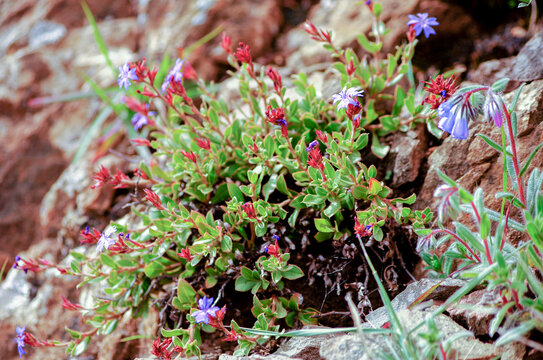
[1,0,542,359]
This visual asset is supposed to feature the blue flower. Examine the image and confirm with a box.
[15,326,26,358]
[161,58,185,92]
[332,86,364,111]
[192,296,220,324]
[97,226,117,253]
[117,62,138,91]
[437,95,472,140]
[407,13,439,38]
[483,90,504,128]
[306,140,318,152]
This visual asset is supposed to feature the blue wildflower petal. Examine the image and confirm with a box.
[193,310,209,324]
[451,117,469,140]
[16,327,25,336]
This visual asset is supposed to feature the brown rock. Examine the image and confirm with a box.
[0,113,66,256]
[391,126,427,187]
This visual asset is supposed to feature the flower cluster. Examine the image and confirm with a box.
[422,75,458,109]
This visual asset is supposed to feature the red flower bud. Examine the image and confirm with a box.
[266,66,282,95]
[177,247,192,261]
[316,130,328,144]
[91,165,111,189]
[180,150,197,163]
[241,202,257,220]
[143,189,165,210]
[221,32,232,54]
[346,59,356,76]
[196,138,211,150]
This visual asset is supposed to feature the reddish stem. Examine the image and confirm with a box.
[502,102,526,207]
[435,229,482,263]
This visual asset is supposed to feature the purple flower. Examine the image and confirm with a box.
[131,113,148,130]
[272,234,280,241]
[407,13,439,38]
[15,326,26,358]
[483,90,505,128]
[192,296,220,324]
[161,58,185,92]
[332,86,364,111]
[306,140,318,152]
[117,62,138,91]
[437,94,476,140]
[97,226,117,253]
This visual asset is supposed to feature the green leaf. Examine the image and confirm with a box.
[491,78,509,93]
[315,218,334,233]
[100,254,119,270]
[281,265,304,280]
[368,178,383,195]
[72,336,91,356]
[177,279,197,305]
[476,134,512,156]
[352,185,368,199]
[277,174,290,195]
[520,141,543,177]
[262,174,277,201]
[371,134,389,159]
[324,201,341,217]
[235,276,256,292]
[144,261,165,278]
[303,194,326,206]
[227,183,245,202]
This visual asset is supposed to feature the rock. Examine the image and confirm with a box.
[364,278,467,327]
[398,309,501,360]
[219,355,297,360]
[390,126,427,187]
[509,31,543,82]
[274,328,337,359]
[467,57,515,88]
[319,334,369,360]
[0,111,67,256]
[448,289,498,336]
[321,308,503,360]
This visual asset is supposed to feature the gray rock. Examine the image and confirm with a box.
[219,355,296,360]
[0,269,31,322]
[274,328,337,359]
[29,20,67,48]
[364,278,467,328]
[321,308,504,360]
[510,31,543,82]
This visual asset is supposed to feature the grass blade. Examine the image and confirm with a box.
[81,1,115,73]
